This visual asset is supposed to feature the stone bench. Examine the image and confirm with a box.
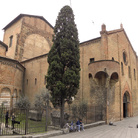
[28,110,42,121]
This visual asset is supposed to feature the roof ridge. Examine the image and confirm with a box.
[107,28,124,34]
[3,14,54,30]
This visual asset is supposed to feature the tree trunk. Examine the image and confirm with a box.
[60,98,65,128]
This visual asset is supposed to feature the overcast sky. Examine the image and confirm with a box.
[0,0,138,54]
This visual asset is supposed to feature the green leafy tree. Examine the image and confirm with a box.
[46,5,80,127]
[34,89,50,111]
[71,101,88,121]
[15,96,30,109]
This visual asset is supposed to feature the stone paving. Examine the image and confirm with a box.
[50,116,138,138]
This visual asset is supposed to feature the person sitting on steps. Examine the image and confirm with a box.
[76,118,85,132]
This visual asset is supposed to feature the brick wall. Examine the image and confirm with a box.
[21,54,49,103]
[0,57,25,107]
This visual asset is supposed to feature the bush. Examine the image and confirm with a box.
[71,101,88,120]
[71,104,78,120]
[78,101,88,119]
[34,89,50,110]
[15,96,30,109]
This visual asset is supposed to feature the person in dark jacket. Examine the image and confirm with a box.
[11,113,15,129]
[5,111,9,128]
[76,119,85,132]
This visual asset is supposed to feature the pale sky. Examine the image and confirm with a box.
[0,0,138,54]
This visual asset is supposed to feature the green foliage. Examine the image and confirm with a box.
[71,101,88,120]
[16,112,26,122]
[78,101,88,119]
[71,104,78,120]
[0,103,4,119]
[34,89,50,109]
[46,5,80,108]
[15,96,30,109]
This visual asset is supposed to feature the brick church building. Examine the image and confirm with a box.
[0,14,138,123]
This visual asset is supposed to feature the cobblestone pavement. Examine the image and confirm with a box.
[50,116,138,138]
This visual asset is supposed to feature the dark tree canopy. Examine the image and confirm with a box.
[46,5,80,108]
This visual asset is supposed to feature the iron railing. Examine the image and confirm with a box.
[0,105,105,136]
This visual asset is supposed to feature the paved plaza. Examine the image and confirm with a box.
[50,116,138,138]
[2,116,138,138]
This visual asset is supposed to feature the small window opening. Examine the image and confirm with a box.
[9,35,13,47]
[123,51,128,65]
[123,52,126,63]
[90,58,95,63]
[35,78,37,85]
[134,69,136,80]
[128,66,131,78]
[121,62,124,75]
[112,57,114,61]
[89,73,92,78]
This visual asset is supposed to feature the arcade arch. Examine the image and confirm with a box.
[123,91,131,118]
[0,87,11,107]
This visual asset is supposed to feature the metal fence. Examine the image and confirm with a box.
[0,105,105,136]
[0,107,51,136]
[64,105,105,124]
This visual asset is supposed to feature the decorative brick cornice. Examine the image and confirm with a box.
[20,53,48,63]
[0,41,8,51]
[0,56,25,72]
[88,60,119,66]
[80,37,101,47]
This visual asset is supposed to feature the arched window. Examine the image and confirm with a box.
[110,72,119,87]
[88,73,92,79]
[95,71,108,86]
[123,51,128,65]
[0,88,11,107]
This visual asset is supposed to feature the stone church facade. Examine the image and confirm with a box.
[0,14,138,123]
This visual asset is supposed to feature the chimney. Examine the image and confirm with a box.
[120,23,123,29]
[102,24,106,32]
[100,24,108,60]
[100,24,107,35]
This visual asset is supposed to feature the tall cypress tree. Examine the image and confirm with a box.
[46,5,80,127]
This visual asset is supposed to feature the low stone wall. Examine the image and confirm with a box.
[3,121,105,138]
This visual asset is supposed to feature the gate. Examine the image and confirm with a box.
[0,107,50,136]
[0,107,26,136]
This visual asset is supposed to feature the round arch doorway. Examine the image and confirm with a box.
[123,91,130,118]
